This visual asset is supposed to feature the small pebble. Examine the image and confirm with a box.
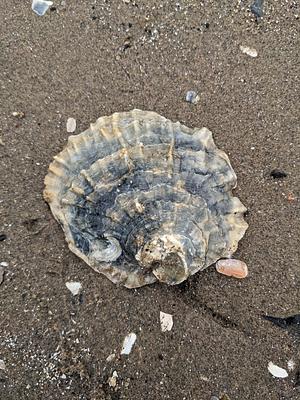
[0,360,6,370]
[32,0,53,16]
[268,362,288,378]
[0,234,7,241]
[106,353,116,362]
[288,360,295,371]
[250,0,264,19]
[12,111,25,119]
[160,311,173,332]
[66,117,76,133]
[108,371,118,388]
[65,281,82,296]
[270,169,287,179]
[287,192,295,202]
[220,395,231,400]
[0,262,8,267]
[0,137,4,146]
[216,259,248,279]
[121,332,137,355]
[0,267,4,285]
[185,90,199,105]
[240,45,258,58]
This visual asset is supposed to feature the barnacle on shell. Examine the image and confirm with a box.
[44,110,248,288]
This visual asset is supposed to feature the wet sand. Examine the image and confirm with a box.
[0,1,299,399]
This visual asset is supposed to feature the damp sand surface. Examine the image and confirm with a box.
[0,1,299,399]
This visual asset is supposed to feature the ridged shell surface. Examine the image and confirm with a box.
[44,110,248,288]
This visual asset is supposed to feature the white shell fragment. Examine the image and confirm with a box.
[240,45,258,58]
[0,267,4,285]
[66,118,77,133]
[65,281,82,296]
[268,362,288,378]
[216,259,248,279]
[121,332,137,355]
[0,262,8,267]
[12,111,25,118]
[106,353,116,362]
[108,371,118,388]
[287,360,295,371]
[185,90,199,104]
[44,110,248,288]
[32,0,53,16]
[0,360,6,371]
[160,311,173,332]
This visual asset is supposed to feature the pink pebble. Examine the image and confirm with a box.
[216,259,248,279]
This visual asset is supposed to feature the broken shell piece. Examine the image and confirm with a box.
[287,360,295,371]
[12,111,25,119]
[66,118,76,133]
[216,259,248,279]
[0,262,8,267]
[44,110,248,288]
[240,45,258,58]
[268,362,288,378]
[185,90,199,104]
[106,353,116,362]
[65,281,82,295]
[0,360,6,371]
[121,332,136,355]
[0,267,4,285]
[32,0,53,16]
[108,371,118,388]
[160,311,173,332]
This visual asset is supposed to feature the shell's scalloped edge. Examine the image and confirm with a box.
[43,109,214,206]
[43,109,248,288]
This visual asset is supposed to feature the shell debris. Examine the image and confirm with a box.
[32,0,53,16]
[0,267,4,285]
[0,360,6,371]
[185,90,199,104]
[65,281,82,296]
[121,332,137,355]
[268,362,288,378]
[240,45,258,58]
[160,311,173,332]
[108,371,118,388]
[66,117,77,133]
[216,259,248,279]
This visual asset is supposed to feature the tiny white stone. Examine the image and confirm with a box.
[0,360,6,370]
[0,262,8,267]
[121,333,137,355]
[287,359,295,371]
[61,374,67,379]
[108,370,118,387]
[65,281,82,296]
[66,118,76,133]
[106,353,116,362]
[268,362,288,378]
[240,45,258,58]
[32,0,53,16]
[160,311,173,332]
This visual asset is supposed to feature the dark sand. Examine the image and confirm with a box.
[0,1,299,399]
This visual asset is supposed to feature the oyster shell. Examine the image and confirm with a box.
[44,110,248,288]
